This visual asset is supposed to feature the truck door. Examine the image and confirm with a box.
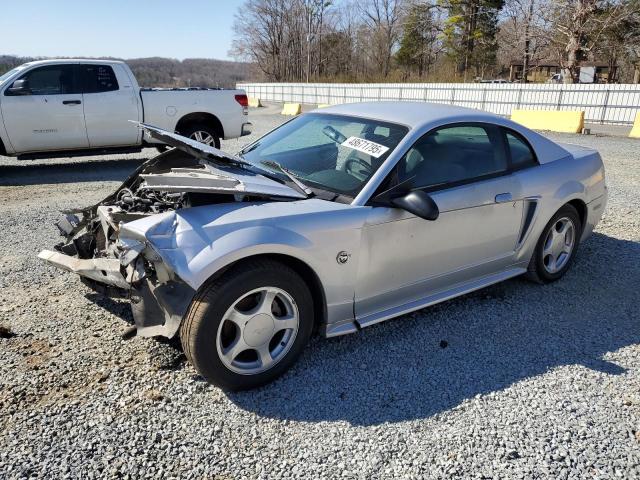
[0,64,89,153]
[80,64,141,147]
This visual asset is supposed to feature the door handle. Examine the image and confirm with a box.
[63,100,81,105]
[495,193,513,203]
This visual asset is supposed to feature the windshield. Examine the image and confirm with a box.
[240,113,408,197]
[0,67,23,86]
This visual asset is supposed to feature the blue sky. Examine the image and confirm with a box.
[0,0,245,60]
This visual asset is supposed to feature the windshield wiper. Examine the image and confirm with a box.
[260,160,314,198]
[239,142,261,155]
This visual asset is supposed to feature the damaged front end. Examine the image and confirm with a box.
[38,124,304,338]
[39,190,197,338]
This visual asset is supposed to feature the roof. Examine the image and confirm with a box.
[22,58,126,67]
[313,101,504,130]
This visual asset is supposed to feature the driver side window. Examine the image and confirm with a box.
[398,124,508,190]
[8,65,81,96]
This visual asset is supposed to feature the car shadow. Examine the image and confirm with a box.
[0,158,147,186]
[84,293,135,325]
[228,232,639,426]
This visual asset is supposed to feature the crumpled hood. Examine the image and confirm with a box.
[119,198,360,290]
[133,122,305,199]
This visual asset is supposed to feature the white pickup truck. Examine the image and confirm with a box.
[0,59,251,159]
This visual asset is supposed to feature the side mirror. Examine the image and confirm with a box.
[390,190,439,221]
[6,79,30,96]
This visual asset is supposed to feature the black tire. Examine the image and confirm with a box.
[180,122,221,149]
[180,259,314,390]
[526,204,582,284]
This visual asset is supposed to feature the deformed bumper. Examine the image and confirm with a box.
[38,245,196,339]
[38,250,130,290]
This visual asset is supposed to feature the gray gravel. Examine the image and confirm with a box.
[1,104,639,479]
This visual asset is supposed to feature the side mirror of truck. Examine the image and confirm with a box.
[6,79,31,96]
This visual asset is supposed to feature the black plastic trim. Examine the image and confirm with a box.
[17,146,142,160]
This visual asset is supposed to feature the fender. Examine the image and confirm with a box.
[119,203,366,329]
[149,224,318,291]
[553,179,585,203]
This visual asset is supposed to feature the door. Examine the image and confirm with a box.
[81,64,140,147]
[0,64,89,153]
[355,124,524,320]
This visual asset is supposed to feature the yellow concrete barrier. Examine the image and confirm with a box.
[317,104,331,109]
[629,112,640,138]
[248,97,263,108]
[511,109,585,134]
[281,103,302,116]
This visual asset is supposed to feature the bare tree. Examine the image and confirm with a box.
[595,0,640,82]
[548,0,636,82]
[229,0,640,83]
[359,0,404,77]
[500,0,553,82]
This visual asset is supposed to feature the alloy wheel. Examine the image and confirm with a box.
[216,287,299,375]
[542,216,576,274]
[189,130,216,146]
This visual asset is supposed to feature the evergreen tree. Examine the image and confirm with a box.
[440,0,505,79]
[396,2,439,77]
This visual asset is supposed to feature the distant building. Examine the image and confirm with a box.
[508,62,619,83]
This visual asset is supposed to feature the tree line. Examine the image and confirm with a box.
[0,56,254,88]
[230,0,640,83]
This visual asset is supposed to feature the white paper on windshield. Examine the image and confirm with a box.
[340,136,389,158]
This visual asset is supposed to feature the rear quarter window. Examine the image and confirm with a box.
[506,130,537,169]
[82,64,119,93]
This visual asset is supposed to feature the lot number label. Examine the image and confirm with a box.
[341,136,389,158]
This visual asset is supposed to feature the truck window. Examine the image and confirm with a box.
[82,64,119,93]
[8,65,80,95]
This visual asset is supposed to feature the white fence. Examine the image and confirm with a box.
[237,82,640,125]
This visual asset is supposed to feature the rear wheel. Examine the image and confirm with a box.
[526,204,582,284]
[180,123,221,149]
[180,260,314,390]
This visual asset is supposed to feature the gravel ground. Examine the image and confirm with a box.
[0,104,639,479]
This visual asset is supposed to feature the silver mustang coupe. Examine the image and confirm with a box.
[39,102,607,390]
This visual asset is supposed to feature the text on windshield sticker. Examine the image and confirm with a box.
[341,136,389,158]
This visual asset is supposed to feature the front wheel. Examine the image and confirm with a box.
[526,204,582,284]
[180,260,314,390]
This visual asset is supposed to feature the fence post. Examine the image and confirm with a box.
[481,87,487,111]
[557,88,563,110]
[378,87,382,101]
[517,88,522,109]
[361,86,364,102]
[451,87,456,105]
[601,89,610,125]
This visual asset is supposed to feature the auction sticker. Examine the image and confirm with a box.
[341,136,389,158]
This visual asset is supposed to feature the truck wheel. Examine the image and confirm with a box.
[181,123,221,149]
[526,204,582,284]
[180,260,314,391]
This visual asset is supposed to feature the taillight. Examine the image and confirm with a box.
[235,94,248,107]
